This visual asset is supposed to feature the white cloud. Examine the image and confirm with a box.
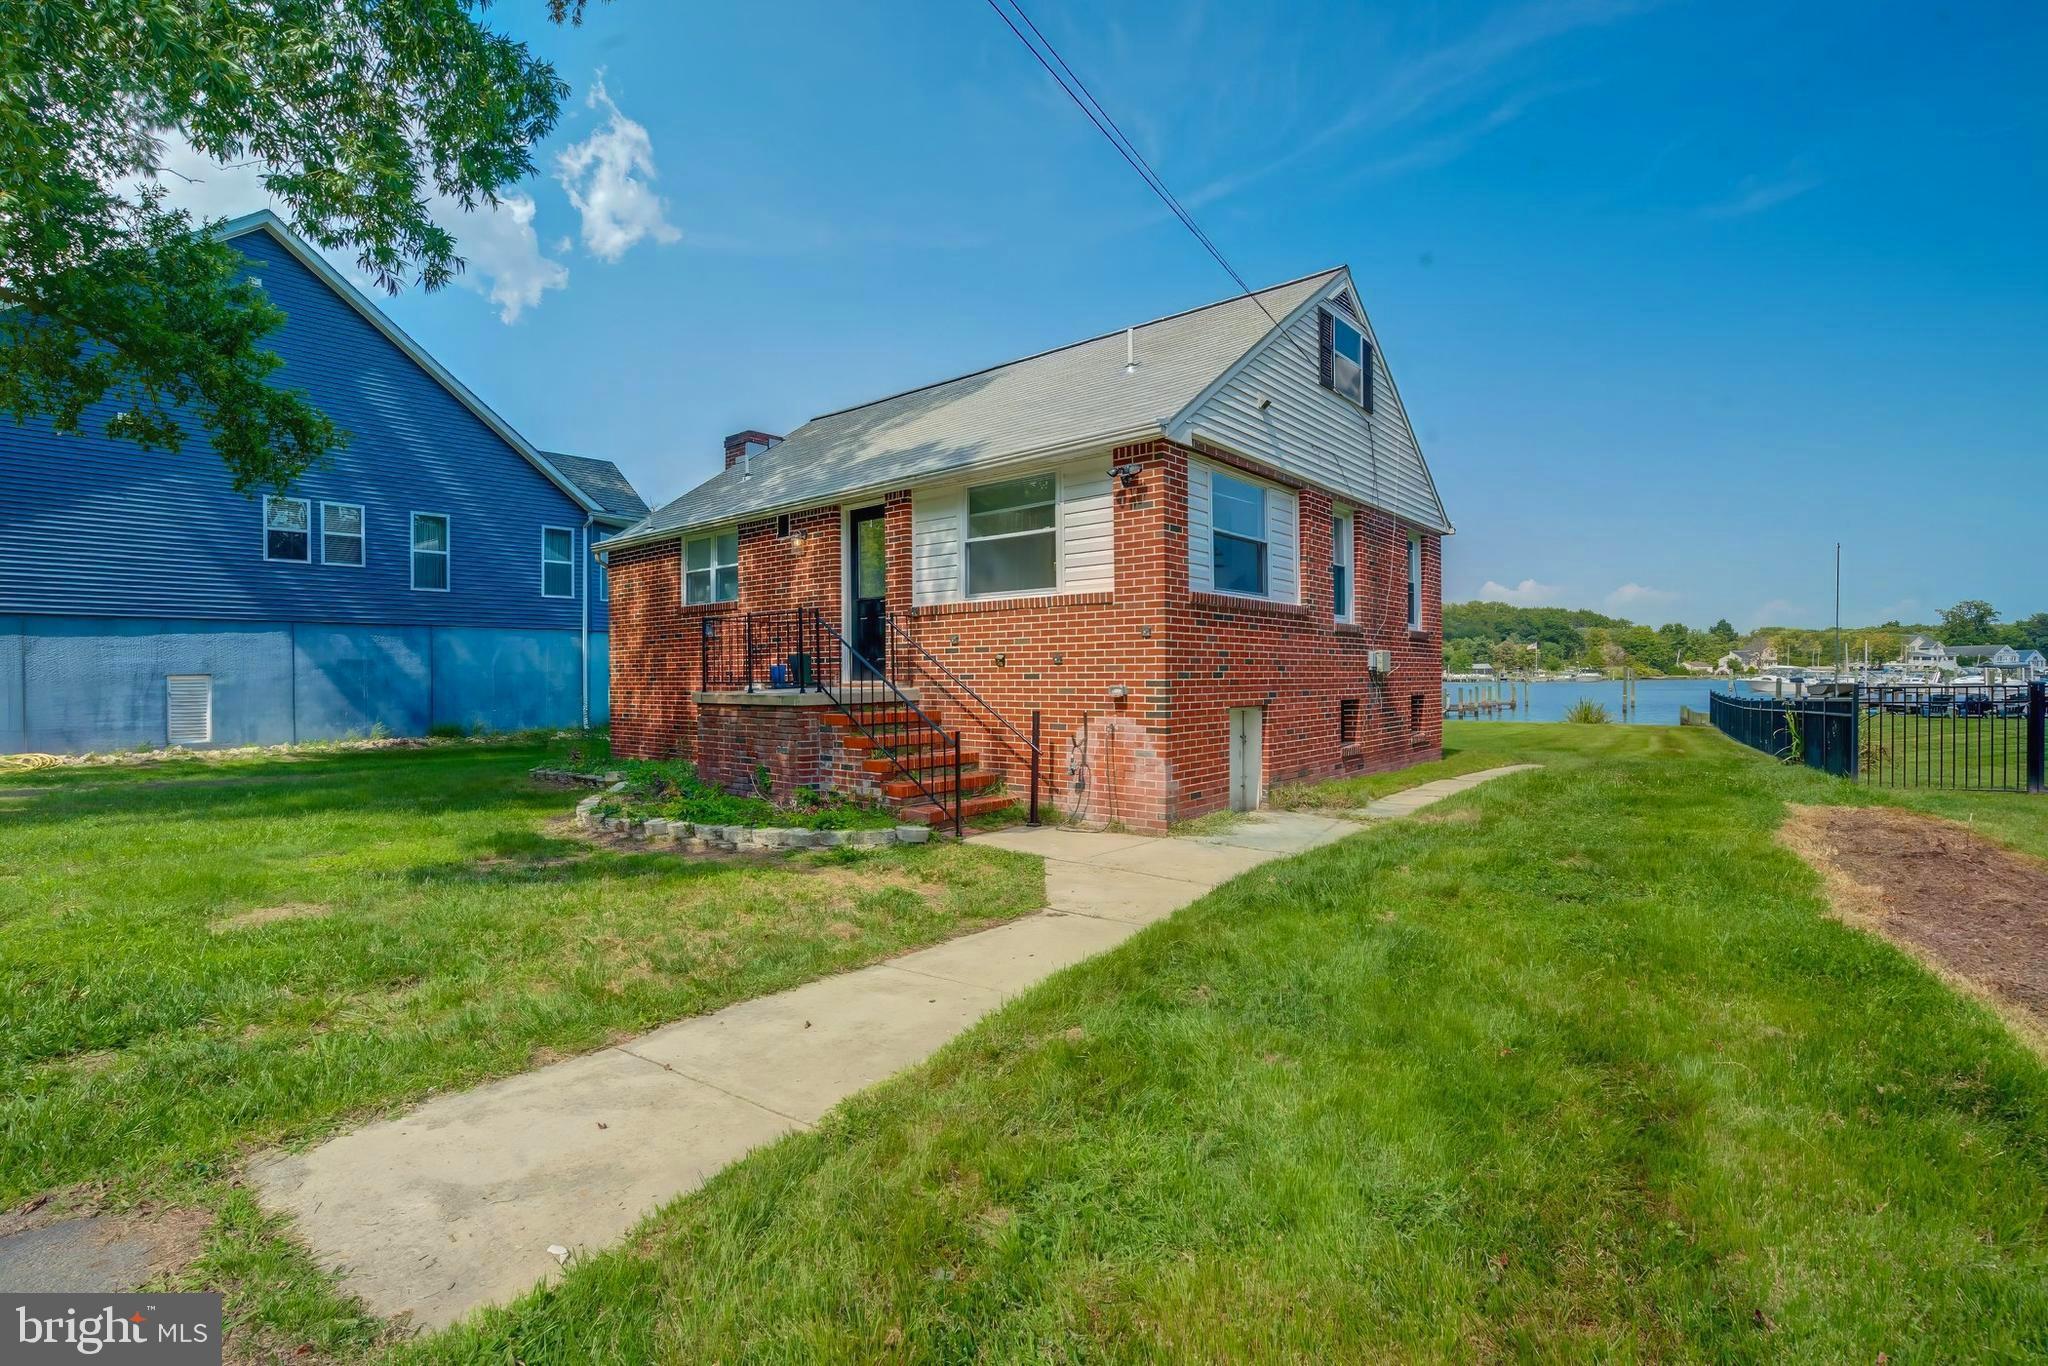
[1606,582,1678,612]
[428,192,568,324]
[553,73,681,263]
[115,129,276,220]
[1479,578,1563,606]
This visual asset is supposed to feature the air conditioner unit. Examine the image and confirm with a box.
[1367,649,1393,675]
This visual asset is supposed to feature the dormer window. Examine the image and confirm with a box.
[1330,314,1367,408]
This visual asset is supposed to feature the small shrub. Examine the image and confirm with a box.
[1563,698,1611,725]
[428,722,469,739]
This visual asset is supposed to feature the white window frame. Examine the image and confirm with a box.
[262,494,311,563]
[320,500,365,568]
[594,530,611,603]
[1406,531,1423,631]
[1332,508,1354,623]
[683,527,739,605]
[1209,469,1271,600]
[1330,313,1367,407]
[540,524,576,600]
[411,511,451,593]
[962,471,1061,600]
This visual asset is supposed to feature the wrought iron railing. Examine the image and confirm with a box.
[885,613,1041,825]
[808,607,965,836]
[698,608,836,693]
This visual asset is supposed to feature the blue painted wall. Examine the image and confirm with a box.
[0,221,621,752]
[3,616,607,752]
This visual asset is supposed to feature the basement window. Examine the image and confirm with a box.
[1340,698,1360,744]
[966,473,1057,596]
[263,495,310,562]
[685,529,739,604]
[1409,694,1423,735]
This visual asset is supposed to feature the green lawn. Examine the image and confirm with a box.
[406,723,2048,1362]
[0,739,1042,1356]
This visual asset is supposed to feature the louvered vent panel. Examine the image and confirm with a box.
[166,674,213,746]
[1331,288,1359,320]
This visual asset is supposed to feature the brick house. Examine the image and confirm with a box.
[601,267,1451,831]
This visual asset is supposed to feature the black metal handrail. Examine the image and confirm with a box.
[809,607,964,835]
[885,613,1041,825]
[700,608,833,693]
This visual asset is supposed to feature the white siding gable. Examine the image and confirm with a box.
[911,456,1115,605]
[1186,455,1297,604]
[1167,270,1449,534]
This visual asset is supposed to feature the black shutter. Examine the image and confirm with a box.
[1316,308,1334,390]
[1360,339,1375,413]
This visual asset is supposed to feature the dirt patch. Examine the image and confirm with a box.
[213,902,332,932]
[1781,804,2048,1050]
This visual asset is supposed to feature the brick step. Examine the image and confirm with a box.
[880,767,1001,801]
[822,706,940,730]
[897,793,1018,826]
[839,727,949,753]
[861,750,983,775]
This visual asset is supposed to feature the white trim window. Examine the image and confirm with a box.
[541,526,575,599]
[594,531,611,603]
[412,512,451,592]
[684,529,738,605]
[1211,470,1268,597]
[263,495,310,562]
[964,473,1057,597]
[1331,313,1367,407]
[1331,508,1354,623]
[1406,531,1423,631]
[320,501,364,566]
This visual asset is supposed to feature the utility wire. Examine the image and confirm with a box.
[979,0,1315,358]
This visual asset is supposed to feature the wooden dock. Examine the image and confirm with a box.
[1443,682,1522,717]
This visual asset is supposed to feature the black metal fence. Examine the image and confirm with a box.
[698,609,840,694]
[1709,682,2046,793]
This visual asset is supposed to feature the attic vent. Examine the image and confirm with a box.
[1331,288,1359,320]
[167,674,213,746]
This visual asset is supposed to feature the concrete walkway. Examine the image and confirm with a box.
[250,766,1536,1331]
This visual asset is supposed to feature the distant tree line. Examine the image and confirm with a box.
[1445,599,2047,677]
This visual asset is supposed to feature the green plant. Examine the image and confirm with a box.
[427,722,468,739]
[752,763,774,799]
[1563,698,1611,724]
[1781,708,1805,765]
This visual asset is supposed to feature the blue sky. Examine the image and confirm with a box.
[168,0,2046,631]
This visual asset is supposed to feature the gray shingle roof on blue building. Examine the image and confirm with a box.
[544,451,649,524]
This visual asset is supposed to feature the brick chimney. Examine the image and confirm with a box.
[723,430,783,471]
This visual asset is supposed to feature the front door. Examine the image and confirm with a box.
[1229,707,1264,812]
[848,506,888,676]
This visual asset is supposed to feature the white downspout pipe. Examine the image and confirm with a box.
[580,514,594,729]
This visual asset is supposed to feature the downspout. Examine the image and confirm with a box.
[581,513,593,729]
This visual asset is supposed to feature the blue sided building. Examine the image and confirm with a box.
[0,211,648,754]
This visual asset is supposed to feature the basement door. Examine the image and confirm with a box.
[1228,707,1264,812]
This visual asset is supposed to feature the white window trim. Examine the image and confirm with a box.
[1330,312,1368,408]
[1406,531,1424,631]
[594,531,611,603]
[1208,468,1272,602]
[1332,507,1355,624]
[540,524,577,600]
[960,470,1063,602]
[411,511,451,593]
[262,494,311,563]
[319,500,365,568]
[682,526,740,606]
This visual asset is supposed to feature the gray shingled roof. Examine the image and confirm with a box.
[544,451,649,523]
[609,269,1342,548]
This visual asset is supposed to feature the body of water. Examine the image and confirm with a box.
[1445,677,1747,726]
